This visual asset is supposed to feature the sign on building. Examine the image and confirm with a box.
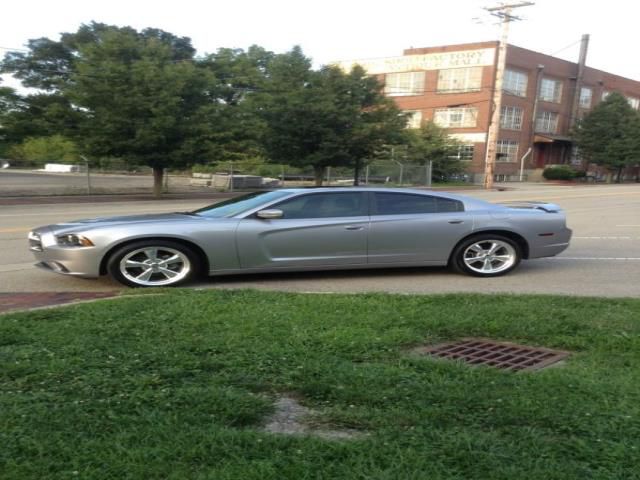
[337,48,496,74]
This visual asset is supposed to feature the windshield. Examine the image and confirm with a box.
[191,190,293,218]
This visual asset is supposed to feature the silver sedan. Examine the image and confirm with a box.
[28,188,572,287]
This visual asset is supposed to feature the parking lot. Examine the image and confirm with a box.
[0,183,638,297]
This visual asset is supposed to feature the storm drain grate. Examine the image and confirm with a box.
[417,339,570,371]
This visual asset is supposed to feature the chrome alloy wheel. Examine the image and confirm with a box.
[119,246,191,286]
[462,240,517,275]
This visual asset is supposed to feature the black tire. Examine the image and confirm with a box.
[450,234,522,277]
[106,239,201,288]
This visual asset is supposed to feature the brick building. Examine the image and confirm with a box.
[338,41,640,182]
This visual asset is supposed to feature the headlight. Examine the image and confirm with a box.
[56,234,95,247]
[28,231,43,251]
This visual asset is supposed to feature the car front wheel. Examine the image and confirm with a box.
[106,240,199,287]
[451,234,521,277]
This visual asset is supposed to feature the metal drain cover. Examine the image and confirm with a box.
[416,338,570,371]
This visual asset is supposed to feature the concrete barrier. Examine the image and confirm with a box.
[43,163,80,173]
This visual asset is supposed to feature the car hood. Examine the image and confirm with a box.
[45,212,202,233]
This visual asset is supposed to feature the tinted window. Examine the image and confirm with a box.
[193,191,291,218]
[436,197,464,212]
[274,192,368,219]
[373,193,463,215]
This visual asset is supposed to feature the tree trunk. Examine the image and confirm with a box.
[353,160,361,186]
[152,167,164,197]
[616,166,623,183]
[314,166,324,186]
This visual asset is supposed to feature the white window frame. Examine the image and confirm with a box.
[433,107,478,128]
[496,140,519,163]
[503,69,528,97]
[500,105,524,130]
[539,78,563,103]
[602,90,611,101]
[448,144,474,161]
[437,67,483,93]
[404,110,423,129]
[384,71,425,96]
[579,87,592,108]
[627,96,640,109]
[536,111,559,133]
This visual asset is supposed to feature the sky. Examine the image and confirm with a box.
[1,0,638,91]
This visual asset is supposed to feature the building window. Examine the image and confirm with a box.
[579,87,592,108]
[539,78,563,103]
[437,67,483,93]
[503,69,528,97]
[433,107,478,128]
[500,106,524,130]
[404,110,423,129]
[496,140,518,162]
[448,144,474,161]
[384,71,425,96]
[627,96,640,109]
[536,111,559,133]
[602,90,611,101]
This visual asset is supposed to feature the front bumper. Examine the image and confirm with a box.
[29,228,102,278]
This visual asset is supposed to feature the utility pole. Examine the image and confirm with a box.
[80,155,92,195]
[569,34,590,131]
[483,1,534,189]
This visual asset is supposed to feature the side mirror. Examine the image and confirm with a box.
[256,209,284,219]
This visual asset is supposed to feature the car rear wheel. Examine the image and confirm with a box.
[107,240,200,287]
[451,234,521,277]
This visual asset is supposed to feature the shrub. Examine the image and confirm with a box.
[542,165,577,181]
[8,135,79,165]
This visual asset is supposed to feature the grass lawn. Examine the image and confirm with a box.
[1,290,639,479]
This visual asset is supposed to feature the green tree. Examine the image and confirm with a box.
[258,48,406,185]
[0,85,20,115]
[574,92,640,182]
[404,121,466,181]
[0,93,83,145]
[68,25,210,196]
[0,85,21,156]
[2,23,212,196]
[2,23,195,92]
[193,46,273,166]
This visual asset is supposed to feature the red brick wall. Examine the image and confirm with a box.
[374,41,640,178]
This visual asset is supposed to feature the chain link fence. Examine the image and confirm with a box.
[0,157,472,197]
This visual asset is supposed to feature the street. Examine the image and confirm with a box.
[1,183,638,297]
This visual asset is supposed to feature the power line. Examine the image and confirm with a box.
[0,46,30,53]
[548,39,582,57]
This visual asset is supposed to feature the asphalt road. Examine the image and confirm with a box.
[1,183,639,297]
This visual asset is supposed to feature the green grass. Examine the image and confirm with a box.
[1,291,639,480]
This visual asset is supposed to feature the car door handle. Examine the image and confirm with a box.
[344,225,364,231]
[448,219,464,224]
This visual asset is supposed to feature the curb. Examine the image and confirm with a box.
[0,292,120,315]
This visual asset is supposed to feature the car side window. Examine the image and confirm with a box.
[436,197,465,212]
[273,192,368,219]
[373,193,463,215]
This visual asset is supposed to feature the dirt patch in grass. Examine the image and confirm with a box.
[263,395,366,440]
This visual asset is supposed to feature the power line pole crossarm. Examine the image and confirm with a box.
[483,1,535,190]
